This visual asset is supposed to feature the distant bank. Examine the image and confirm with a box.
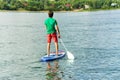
[0,8,120,13]
[0,0,120,12]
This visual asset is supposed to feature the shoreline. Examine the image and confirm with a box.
[0,8,120,13]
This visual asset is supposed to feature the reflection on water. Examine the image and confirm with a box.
[46,60,63,80]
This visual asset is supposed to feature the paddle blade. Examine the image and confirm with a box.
[66,51,75,60]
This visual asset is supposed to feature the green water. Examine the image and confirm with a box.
[0,10,120,80]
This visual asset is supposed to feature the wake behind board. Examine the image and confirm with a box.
[40,50,65,62]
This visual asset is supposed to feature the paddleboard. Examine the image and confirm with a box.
[40,50,65,62]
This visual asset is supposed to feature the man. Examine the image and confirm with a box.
[44,10,60,56]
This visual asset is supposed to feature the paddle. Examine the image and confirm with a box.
[60,38,75,60]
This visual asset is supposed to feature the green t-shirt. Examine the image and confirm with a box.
[45,18,57,34]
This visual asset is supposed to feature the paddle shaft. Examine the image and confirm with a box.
[60,38,75,60]
[60,39,68,51]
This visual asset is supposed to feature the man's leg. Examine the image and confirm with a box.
[47,43,50,56]
[52,33,58,56]
[47,34,51,56]
[55,42,58,56]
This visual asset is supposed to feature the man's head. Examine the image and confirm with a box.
[48,10,53,18]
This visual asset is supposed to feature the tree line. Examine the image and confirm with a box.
[0,0,120,11]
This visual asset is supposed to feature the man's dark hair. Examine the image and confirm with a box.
[48,10,53,17]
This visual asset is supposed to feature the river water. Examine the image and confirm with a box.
[0,10,120,80]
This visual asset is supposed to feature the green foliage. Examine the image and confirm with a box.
[25,1,44,11]
[0,0,119,11]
